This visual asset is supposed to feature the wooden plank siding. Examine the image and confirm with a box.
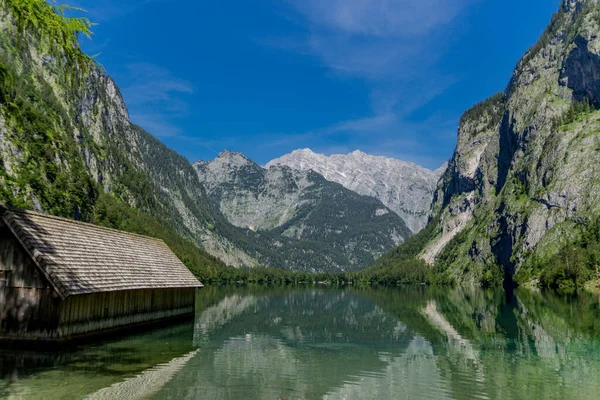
[1,288,196,340]
[0,288,61,339]
[3,209,202,298]
[58,288,195,338]
[0,224,62,340]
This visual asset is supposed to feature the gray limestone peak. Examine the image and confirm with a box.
[266,148,445,233]
[193,151,412,271]
[208,150,255,168]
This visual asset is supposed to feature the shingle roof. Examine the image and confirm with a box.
[2,208,203,298]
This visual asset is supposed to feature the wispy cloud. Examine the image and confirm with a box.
[255,112,396,150]
[260,0,476,166]
[120,63,194,138]
[327,112,396,133]
[71,3,196,140]
[282,0,471,78]
[123,63,193,114]
[287,0,469,37]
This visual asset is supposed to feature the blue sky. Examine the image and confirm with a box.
[74,0,559,169]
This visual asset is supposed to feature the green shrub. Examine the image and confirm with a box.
[7,0,93,70]
[536,217,600,292]
[459,92,505,130]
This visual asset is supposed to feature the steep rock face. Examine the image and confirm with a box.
[0,4,266,269]
[194,151,412,271]
[421,0,600,285]
[196,151,317,231]
[267,149,443,233]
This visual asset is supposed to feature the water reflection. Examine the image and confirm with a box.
[0,286,600,399]
[0,323,196,399]
[86,350,198,400]
[164,288,421,399]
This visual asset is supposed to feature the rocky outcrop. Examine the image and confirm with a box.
[196,151,320,232]
[420,0,600,285]
[267,149,443,233]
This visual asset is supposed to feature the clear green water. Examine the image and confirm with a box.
[2,286,600,399]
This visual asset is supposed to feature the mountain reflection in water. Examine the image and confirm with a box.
[1,286,600,399]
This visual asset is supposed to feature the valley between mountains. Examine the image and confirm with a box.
[0,0,438,274]
[2,0,600,290]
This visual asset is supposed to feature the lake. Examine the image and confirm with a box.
[1,286,600,399]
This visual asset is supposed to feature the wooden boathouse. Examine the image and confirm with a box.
[0,206,203,341]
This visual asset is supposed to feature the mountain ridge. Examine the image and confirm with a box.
[194,150,412,271]
[267,148,444,233]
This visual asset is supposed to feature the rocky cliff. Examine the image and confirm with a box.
[0,1,273,272]
[414,0,600,287]
[267,149,443,233]
[195,151,411,271]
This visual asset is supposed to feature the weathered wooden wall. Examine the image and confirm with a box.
[58,288,196,338]
[0,223,61,339]
[0,287,61,339]
[1,287,196,340]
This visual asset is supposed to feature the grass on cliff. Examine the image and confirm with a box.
[0,57,99,220]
